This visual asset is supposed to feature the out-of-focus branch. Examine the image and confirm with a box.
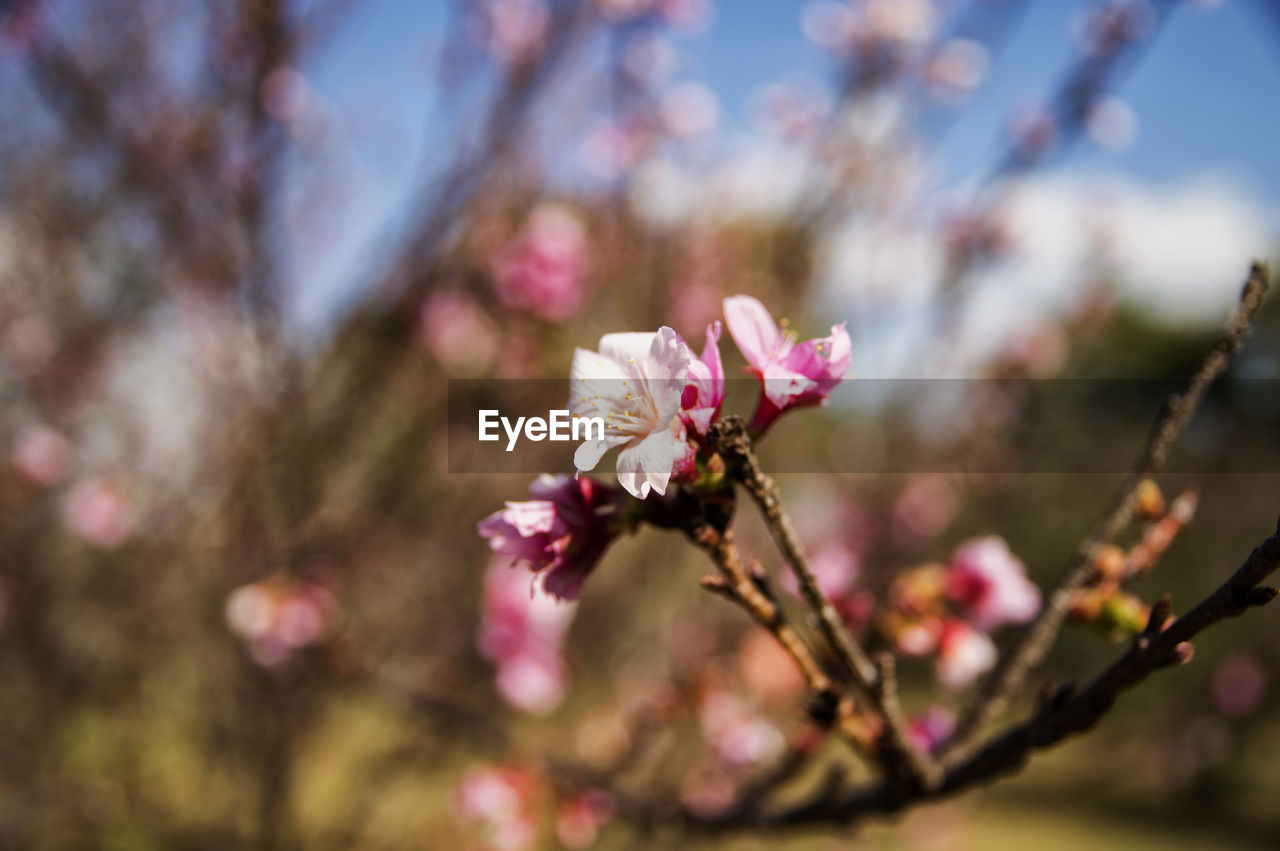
[689,523,854,744]
[942,261,1270,762]
[585,513,1280,833]
[707,417,941,789]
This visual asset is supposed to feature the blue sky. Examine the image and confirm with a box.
[291,0,1280,330]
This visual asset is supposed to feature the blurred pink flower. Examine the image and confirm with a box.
[225,578,337,667]
[679,321,724,436]
[595,0,652,22]
[478,559,578,714]
[750,78,833,140]
[555,789,615,850]
[780,541,859,601]
[722,295,851,434]
[945,536,1041,631]
[259,67,309,124]
[418,291,499,375]
[481,0,549,66]
[1212,655,1267,720]
[699,686,784,769]
[582,116,653,179]
[656,0,712,33]
[891,475,960,545]
[922,38,989,103]
[61,477,133,549]
[907,705,956,755]
[660,81,720,138]
[936,619,997,690]
[455,764,540,851]
[478,474,622,600]
[892,614,942,657]
[569,327,693,499]
[10,424,72,487]
[491,206,589,320]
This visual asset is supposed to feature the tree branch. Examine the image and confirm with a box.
[641,514,1280,833]
[941,261,1270,763]
[707,417,942,788]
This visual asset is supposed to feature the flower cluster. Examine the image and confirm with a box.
[225,575,337,667]
[455,762,615,850]
[880,535,1040,690]
[478,474,624,600]
[478,557,578,714]
[491,205,591,321]
[568,295,851,499]
[480,296,852,603]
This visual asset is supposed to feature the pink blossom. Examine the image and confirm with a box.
[455,764,540,851]
[656,0,712,33]
[555,790,615,850]
[491,206,589,320]
[480,0,549,66]
[892,475,960,545]
[61,477,133,549]
[1212,655,1267,720]
[892,614,943,656]
[10,424,72,487]
[945,536,1041,631]
[679,320,724,436]
[699,686,784,768]
[907,705,956,755]
[935,619,997,691]
[722,295,851,434]
[780,541,859,601]
[225,578,336,667]
[418,291,499,375]
[478,474,622,600]
[569,327,693,499]
[478,559,578,714]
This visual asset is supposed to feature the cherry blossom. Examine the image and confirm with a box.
[478,474,622,600]
[679,320,724,436]
[478,558,578,714]
[945,536,1041,631]
[569,326,693,499]
[722,295,851,434]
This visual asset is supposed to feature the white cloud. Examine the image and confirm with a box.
[816,172,1277,376]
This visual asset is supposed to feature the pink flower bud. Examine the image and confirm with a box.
[478,475,623,599]
[936,619,997,690]
[945,536,1041,631]
[491,206,589,320]
[721,295,851,435]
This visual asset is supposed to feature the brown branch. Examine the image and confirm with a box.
[942,261,1270,763]
[707,418,941,789]
[690,524,843,728]
[616,513,1280,833]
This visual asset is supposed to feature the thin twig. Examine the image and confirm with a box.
[584,514,1280,833]
[941,262,1270,763]
[690,524,843,728]
[707,418,941,788]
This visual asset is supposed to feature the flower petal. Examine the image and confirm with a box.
[724,295,782,369]
[615,428,679,499]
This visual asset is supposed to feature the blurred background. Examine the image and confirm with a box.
[2,0,1280,848]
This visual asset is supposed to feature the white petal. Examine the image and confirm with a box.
[598,332,658,375]
[574,436,626,472]
[615,429,678,499]
[644,326,694,425]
